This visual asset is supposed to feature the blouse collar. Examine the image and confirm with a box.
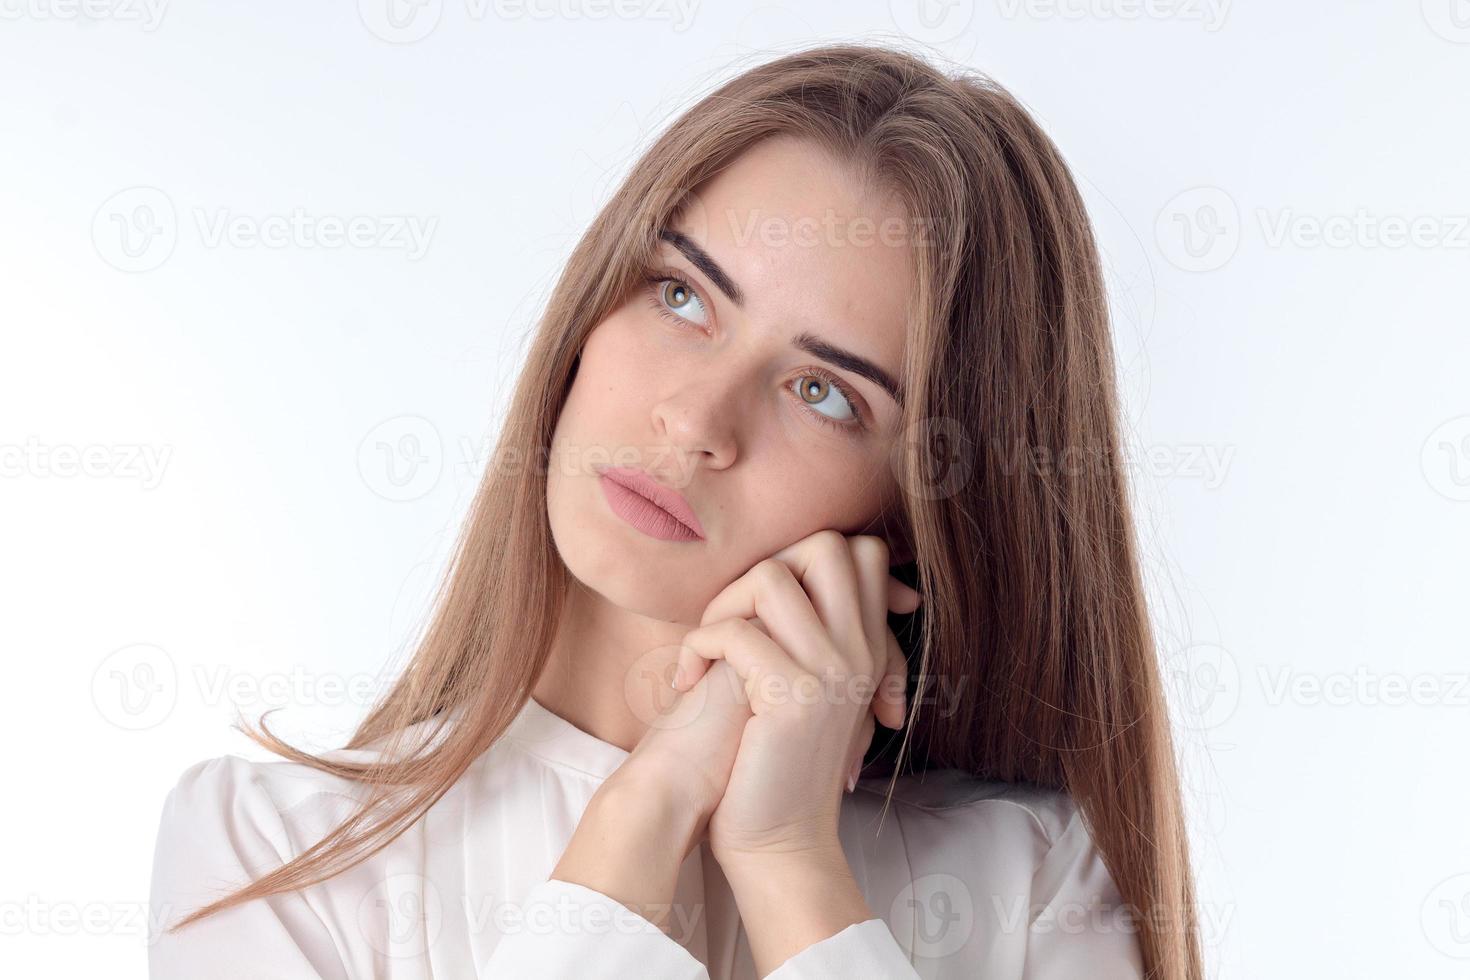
[503,694,632,781]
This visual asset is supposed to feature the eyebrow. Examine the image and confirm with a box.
[658,228,905,409]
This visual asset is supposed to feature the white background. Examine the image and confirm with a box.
[2,3,1467,977]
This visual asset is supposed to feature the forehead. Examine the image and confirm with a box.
[670,135,912,387]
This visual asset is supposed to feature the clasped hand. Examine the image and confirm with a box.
[628,529,923,866]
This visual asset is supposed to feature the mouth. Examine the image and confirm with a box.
[594,464,705,542]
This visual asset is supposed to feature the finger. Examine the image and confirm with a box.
[888,574,923,614]
[672,615,771,693]
[848,535,891,680]
[672,617,808,715]
[768,530,921,620]
[763,530,866,658]
[847,710,877,793]
[874,626,908,730]
[821,534,913,731]
[698,556,843,680]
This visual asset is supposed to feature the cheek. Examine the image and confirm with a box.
[736,454,889,551]
[560,315,641,416]
[582,308,664,388]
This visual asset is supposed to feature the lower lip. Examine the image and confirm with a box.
[598,475,702,542]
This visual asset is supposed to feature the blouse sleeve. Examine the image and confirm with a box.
[763,917,921,978]
[147,756,350,980]
[480,877,710,979]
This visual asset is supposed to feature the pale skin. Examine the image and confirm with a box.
[538,134,921,975]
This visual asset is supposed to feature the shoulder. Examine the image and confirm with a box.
[157,752,362,835]
[148,744,419,976]
[856,767,1081,845]
[149,753,367,914]
[153,714,454,875]
[847,768,1116,903]
[157,712,455,827]
[845,770,1142,972]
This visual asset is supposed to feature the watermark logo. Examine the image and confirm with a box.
[1257,666,1470,708]
[1422,872,1470,959]
[358,0,444,42]
[1155,187,1240,273]
[92,642,177,730]
[92,186,177,273]
[92,187,438,272]
[890,415,975,502]
[993,0,1230,31]
[357,873,444,958]
[1421,0,1470,43]
[890,873,974,959]
[2,895,161,940]
[1421,415,1470,502]
[0,437,173,489]
[193,208,436,259]
[1164,642,1240,731]
[191,663,393,711]
[1158,187,1470,271]
[623,642,710,731]
[888,0,976,43]
[1130,442,1236,489]
[358,415,444,502]
[1257,208,1470,250]
[0,0,168,30]
[358,0,697,42]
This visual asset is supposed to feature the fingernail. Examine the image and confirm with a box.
[671,665,684,690]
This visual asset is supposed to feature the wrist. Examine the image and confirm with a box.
[715,847,874,975]
[611,751,717,820]
[548,767,705,935]
[716,840,853,892]
[598,762,708,859]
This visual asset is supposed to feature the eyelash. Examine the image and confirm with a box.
[638,267,868,435]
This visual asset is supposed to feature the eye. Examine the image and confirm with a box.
[646,273,710,328]
[641,268,869,436]
[792,371,865,433]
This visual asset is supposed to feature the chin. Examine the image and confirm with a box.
[549,515,691,622]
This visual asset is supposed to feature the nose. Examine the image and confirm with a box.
[651,379,739,478]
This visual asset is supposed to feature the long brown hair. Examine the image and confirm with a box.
[165,42,1202,979]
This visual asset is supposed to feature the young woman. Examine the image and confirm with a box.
[149,43,1202,979]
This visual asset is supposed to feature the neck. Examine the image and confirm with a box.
[532,578,694,753]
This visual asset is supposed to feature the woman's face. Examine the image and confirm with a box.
[547,135,914,624]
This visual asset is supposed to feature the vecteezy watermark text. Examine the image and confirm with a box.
[93,187,438,272]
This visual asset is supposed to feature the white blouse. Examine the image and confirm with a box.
[148,695,1144,978]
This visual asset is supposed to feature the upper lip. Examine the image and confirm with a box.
[595,464,706,539]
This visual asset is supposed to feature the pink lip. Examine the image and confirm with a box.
[595,465,705,541]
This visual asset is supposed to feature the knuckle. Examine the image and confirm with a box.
[849,534,889,565]
[684,620,723,648]
[800,527,839,547]
[713,618,746,643]
[850,668,880,703]
[753,558,790,591]
[729,617,762,641]
[812,529,848,558]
